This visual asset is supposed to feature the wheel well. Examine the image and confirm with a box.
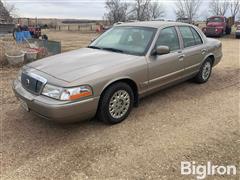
[101,79,139,107]
[208,55,215,65]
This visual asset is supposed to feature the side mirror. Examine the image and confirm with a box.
[154,46,170,55]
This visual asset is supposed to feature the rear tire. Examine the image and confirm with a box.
[97,82,134,124]
[194,58,213,83]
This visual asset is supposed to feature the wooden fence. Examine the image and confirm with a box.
[55,24,99,32]
[0,24,15,34]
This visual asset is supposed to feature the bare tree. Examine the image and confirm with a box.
[104,0,128,24]
[209,0,230,16]
[129,0,164,21]
[2,0,17,17]
[104,0,165,23]
[174,0,202,22]
[130,0,152,21]
[0,0,13,22]
[230,0,240,20]
[175,8,185,20]
[149,2,164,20]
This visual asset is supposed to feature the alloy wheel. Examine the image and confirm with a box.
[108,90,130,119]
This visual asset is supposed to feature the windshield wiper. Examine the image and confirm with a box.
[102,47,124,53]
[88,45,101,49]
[88,46,124,53]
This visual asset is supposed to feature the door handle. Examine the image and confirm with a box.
[178,54,185,61]
[201,49,207,55]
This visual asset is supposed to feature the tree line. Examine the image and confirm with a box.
[104,0,240,24]
[1,0,240,24]
[104,0,164,24]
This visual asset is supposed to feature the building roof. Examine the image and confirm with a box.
[117,21,188,28]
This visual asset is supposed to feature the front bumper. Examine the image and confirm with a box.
[205,28,224,37]
[205,31,222,37]
[12,80,100,123]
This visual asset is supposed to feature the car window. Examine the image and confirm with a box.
[190,27,203,45]
[156,27,180,51]
[179,26,196,48]
[207,17,224,22]
[90,26,157,56]
[98,28,122,45]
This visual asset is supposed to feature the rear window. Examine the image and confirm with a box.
[190,27,203,45]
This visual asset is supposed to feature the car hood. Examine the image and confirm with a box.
[27,48,138,82]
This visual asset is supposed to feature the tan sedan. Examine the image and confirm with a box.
[13,21,222,124]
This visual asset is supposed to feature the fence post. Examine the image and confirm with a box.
[78,25,80,31]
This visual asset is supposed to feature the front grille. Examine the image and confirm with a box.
[21,73,44,94]
[206,27,216,34]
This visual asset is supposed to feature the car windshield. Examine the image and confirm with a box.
[89,26,157,56]
[207,17,223,23]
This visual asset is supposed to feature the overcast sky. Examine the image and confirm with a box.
[2,0,220,20]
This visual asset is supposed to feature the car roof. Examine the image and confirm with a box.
[116,21,190,28]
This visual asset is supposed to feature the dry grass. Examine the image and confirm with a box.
[41,29,98,52]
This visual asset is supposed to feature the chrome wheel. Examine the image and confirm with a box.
[109,90,130,119]
[202,61,211,81]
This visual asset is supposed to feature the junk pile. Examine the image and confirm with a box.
[0,33,61,66]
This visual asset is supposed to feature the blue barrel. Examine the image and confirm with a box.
[15,31,31,43]
[15,32,24,42]
[23,31,31,39]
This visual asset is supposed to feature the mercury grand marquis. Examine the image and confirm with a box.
[13,21,222,124]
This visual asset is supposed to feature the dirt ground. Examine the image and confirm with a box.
[0,30,240,180]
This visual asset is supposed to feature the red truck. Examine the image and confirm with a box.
[202,16,234,37]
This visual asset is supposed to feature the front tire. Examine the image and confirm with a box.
[97,82,134,124]
[194,58,213,83]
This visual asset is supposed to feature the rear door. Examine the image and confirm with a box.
[178,26,206,75]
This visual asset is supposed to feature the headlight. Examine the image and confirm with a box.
[42,84,93,101]
[42,84,63,100]
[60,86,93,101]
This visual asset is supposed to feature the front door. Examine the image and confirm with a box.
[147,26,185,90]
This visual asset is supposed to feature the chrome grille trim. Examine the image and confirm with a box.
[21,72,47,94]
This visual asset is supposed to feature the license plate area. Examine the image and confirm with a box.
[19,98,29,112]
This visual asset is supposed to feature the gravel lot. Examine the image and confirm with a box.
[1,31,239,180]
